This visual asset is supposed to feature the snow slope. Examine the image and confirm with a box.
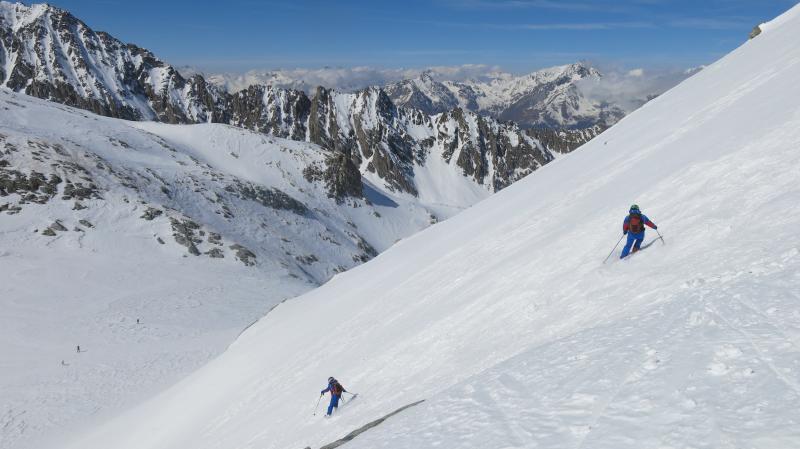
[0,87,501,449]
[62,4,800,449]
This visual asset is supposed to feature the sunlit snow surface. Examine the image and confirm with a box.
[26,4,800,449]
[0,83,494,448]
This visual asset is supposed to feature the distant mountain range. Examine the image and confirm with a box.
[384,64,628,129]
[207,63,664,130]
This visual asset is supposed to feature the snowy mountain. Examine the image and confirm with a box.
[0,84,535,448]
[0,89,383,447]
[0,1,566,197]
[227,85,555,195]
[0,1,226,122]
[384,63,629,129]
[56,4,800,449]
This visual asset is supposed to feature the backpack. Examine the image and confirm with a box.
[331,381,344,395]
[628,213,644,233]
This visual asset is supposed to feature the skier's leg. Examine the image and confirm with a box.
[620,234,636,258]
[632,233,644,252]
[327,395,340,415]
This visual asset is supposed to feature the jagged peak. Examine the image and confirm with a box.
[522,62,600,84]
[419,70,437,83]
[0,1,73,27]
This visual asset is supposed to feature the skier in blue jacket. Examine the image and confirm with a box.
[320,377,347,416]
[621,204,658,258]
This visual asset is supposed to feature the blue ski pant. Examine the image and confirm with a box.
[327,394,341,415]
[620,232,644,258]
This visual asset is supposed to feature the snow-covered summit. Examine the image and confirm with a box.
[0,1,227,122]
[385,62,627,129]
[0,1,49,28]
[58,3,800,449]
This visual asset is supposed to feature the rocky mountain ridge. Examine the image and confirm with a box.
[0,1,594,200]
[384,63,627,129]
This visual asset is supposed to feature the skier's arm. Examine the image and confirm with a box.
[320,386,330,395]
[644,215,658,229]
[622,217,630,234]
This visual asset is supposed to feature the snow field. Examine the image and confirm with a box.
[58,4,800,449]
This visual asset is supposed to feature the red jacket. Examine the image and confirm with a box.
[623,213,657,234]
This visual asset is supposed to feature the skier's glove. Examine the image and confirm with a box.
[623,231,628,235]
[653,225,658,230]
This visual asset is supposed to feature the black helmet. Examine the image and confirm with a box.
[630,204,640,213]
[328,377,335,383]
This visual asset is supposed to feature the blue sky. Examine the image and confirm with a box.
[45,0,797,73]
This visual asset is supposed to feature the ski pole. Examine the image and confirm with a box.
[656,229,665,245]
[313,394,322,416]
[602,234,625,264]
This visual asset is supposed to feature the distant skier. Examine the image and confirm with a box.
[76,345,80,353]
[320,377,347,416]
[621,204,658,258]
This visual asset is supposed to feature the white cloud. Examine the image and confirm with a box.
[200,64,504,93]
[627,68,645,77]
[576,64,699,112]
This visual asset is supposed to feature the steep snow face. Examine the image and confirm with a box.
[59,4,800,449]
[386,63,628,129]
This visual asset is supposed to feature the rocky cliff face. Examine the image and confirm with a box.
[526,124,607,155]
[0,2,586,201]
[0,2,228,122]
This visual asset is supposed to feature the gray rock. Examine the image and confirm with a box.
[205,248,224,258]
[79,219,94,228]
[228,181,308,215]
[749,25,762,39]
[170,218,202,256]
[527,125,606,155]
[140,207,163,220]
[295,254,318,265]
[62,181,99,200]
[318,400,425,449]
[208,232,223,245]
[230,244,256,266]
[50,220,68,232]
[322,152,363,202]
